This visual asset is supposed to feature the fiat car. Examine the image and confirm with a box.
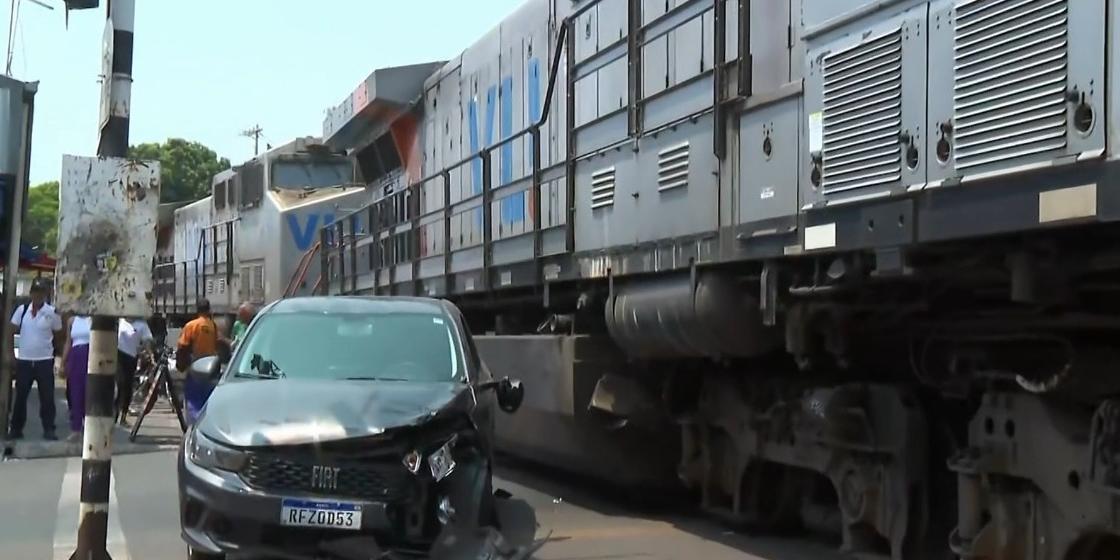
[177,296,524,559]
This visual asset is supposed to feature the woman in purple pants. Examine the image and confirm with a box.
[61,315,91,440]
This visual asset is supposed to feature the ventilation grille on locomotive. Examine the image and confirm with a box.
[657,142,690,192]
[590,166,616,209]
[821,28,903,194]
[953,0,1069,170]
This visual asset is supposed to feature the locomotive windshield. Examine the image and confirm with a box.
[270,156,353,190]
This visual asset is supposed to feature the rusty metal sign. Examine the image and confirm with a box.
[55,155,160,316]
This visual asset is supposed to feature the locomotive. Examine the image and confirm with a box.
[160,0,1120,558]
[153,136,363,322]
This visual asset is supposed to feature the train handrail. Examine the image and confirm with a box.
[329,17,569,228]
[320,15,572,295]
[284,241,321,298]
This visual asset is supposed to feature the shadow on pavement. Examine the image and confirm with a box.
[2,386,183,460]
[494,454,850,560]
[128,433,182,447]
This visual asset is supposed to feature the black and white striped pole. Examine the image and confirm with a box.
[65,1,136,559]
[95,0,134,158]
[73,316,117,560]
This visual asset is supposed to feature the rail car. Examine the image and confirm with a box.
[153,137,362,323]
[156,0,1120,558]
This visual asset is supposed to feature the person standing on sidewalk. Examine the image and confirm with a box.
[116,316,153,425]
[60,313,92,441]
[230,302,255,348]
[8,282,63,440]
[177,299,221,425]
[148,311,168,347]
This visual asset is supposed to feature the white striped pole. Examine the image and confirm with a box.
[73,1,134,558]
[71,315,117,560]
[96,0,133,159]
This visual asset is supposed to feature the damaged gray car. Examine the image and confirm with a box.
[177,296,532,560]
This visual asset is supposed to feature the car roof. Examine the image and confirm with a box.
[264,296,454,316]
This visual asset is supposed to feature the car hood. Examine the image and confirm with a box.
[196,378,476,448]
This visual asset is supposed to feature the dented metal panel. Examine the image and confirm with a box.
[56,155,160,316]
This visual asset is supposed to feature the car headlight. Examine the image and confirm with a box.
[427,435,458,482]
[186,428,247,472]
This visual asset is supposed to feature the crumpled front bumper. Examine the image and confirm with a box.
[177,440,509,559]
[178,446,398,559]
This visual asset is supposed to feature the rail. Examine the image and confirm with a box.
[153,219,235,315]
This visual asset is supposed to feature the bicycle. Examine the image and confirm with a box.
[128,344,187,441]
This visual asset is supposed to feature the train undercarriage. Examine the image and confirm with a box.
[471,227,1120,560]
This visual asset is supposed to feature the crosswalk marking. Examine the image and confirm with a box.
[52,457,130,560]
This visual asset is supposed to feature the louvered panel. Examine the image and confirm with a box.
[657,142,690,192]
[821,29,903,194]
[590,166,616,209]
[953,0,1069,170]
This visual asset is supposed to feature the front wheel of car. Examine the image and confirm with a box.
[187,546,224,560]
[480,469,498,528]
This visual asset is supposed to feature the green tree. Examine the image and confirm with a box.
[22,181,59,254]
[128,138,231,203]
[17,139,229,256]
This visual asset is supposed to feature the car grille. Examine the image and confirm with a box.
[240,453,417,502]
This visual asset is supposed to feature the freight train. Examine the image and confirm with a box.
[158,0,1120,558]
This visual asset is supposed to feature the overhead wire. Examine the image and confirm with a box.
[5,0,20,76]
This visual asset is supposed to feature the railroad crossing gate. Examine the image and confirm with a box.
[56,155,160,316]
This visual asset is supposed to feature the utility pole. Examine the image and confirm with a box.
[0,75,37,442]
[95,0,132,158]
[241,124,263,156]
[74,2,133,557]
[56,2,155,560]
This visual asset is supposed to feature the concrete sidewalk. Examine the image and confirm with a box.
[1,385,183,460]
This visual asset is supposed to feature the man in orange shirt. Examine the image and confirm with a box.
[179,299,221,425]
[177,299,219,368]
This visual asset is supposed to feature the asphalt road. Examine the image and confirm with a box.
[0,450,849,560]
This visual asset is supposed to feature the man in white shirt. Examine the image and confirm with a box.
[116,316,153,424]
[8,282,63,440]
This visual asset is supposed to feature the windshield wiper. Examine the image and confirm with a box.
[234,371,279,380]
[239,353,286,379]
[343,376,412,382]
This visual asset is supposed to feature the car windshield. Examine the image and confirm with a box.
[229,309,464,382]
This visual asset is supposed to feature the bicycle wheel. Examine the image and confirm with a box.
[163,366,187,432]
[129,367,163,442]
[128,375,149,417]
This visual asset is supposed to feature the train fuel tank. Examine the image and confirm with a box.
[604,272,781,360]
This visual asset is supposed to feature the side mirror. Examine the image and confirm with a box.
[495,378,524,414]
[188,356,222,385]
[477,377,524,413]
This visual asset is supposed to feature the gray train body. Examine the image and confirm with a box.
[154,137,360,323]
[158,0,1120,558]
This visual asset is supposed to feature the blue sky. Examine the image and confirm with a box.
[3,0,526,185]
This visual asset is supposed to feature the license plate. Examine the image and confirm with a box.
[280,498,362,530]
